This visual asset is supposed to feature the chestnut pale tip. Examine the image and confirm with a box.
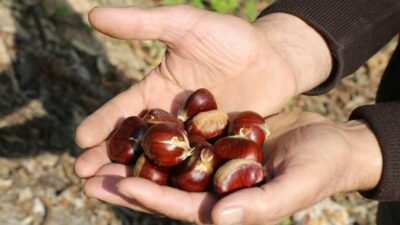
[186,110,229,139]
[214,159,266,194]
[193,110,228,130]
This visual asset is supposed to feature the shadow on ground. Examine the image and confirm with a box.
[0,1,189,224]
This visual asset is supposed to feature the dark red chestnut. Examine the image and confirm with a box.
[214,159,266,195]
[133,154,169,186]
[142,123,192,167]
[107,116,147,164]
[229,111,270,146]
[213,136,263,163]
[188,135,207,148]
[177,88,217,121]
[143,108,184,129]
[186,110,229,140]
[171,142,219,192]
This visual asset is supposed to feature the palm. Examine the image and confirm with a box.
[130,7,294,115]
[74,6,297,225]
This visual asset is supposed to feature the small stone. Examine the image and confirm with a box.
[0,178,12,188]
[18,188,33,202]
[32,198,46,216]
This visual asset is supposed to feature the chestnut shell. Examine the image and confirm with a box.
[229,111,270,146]
[107,116,147,164]
[178,88,217,121]
[171,142,218,192]
[133,154,169,186]
[214,159,266,195]
[142,123,191,167]
[188,135,207,148]
[143,108,184,129]
[213,136,263,163]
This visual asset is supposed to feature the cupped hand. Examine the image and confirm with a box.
[79,111,382,225]
[74,5,332,178]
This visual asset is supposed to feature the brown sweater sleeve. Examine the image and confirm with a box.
[258,0,400,95]
[350,102,400,201]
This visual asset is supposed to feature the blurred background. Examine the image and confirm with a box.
[0,0,397,224]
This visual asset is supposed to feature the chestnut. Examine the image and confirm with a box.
[213,159,266,195]
[229,111,270,146]
[171,142,219,192]
[143,108,184,129]
[213,136,263,163]
[178,88,217,122]
[107,116,147,164]
[188,134,207,148]
[186,110,229,140]
[133,154,169,186]
[142,123,192,167]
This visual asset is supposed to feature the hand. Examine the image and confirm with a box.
[78,111,382,225]
[75,5,332,177]
[74,5,335,224]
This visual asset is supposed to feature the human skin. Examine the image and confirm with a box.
[74,5,382,225]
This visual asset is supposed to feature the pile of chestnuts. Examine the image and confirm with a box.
[107,88,270,195]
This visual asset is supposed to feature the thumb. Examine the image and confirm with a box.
[212,172,321,225]
[88,5,206,45]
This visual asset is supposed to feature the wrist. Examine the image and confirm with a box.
[253,13,332,95]
[339,120,383,192]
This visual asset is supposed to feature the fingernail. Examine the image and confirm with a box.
[217,206,244,225]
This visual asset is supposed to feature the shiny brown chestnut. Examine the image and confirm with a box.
[178,88,217,122]
[213,136,263,163]
[171,142,219,192]
[214,159,266,195]
[143,108,184,129]
[142,123,192,167]
[107,116,147,164]
[133,154,169,186]
[186,110,229,140]
[229,111,271,146]
[188,135,207,148]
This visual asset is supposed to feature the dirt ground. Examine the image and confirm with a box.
[0,0,397,224]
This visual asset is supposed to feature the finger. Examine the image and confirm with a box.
[212,173,320,225]
[83,176,151,213]
[117,178,218,224]
[75,84,145,148]
[95,163,133,177]
[74,142,111,178]
[88,5,207,44]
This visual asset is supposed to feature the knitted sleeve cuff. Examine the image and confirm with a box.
[350,102,400,201]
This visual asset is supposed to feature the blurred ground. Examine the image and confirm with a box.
[0,0,397,225]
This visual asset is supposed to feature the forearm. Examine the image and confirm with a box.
[338,119,382,192]
[350,102,400,200]
[259,0,400,94]
[253,13,332,95]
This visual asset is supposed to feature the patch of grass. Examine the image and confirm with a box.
[54,4,72,21]
[278,218,292,225]
[244,0,257,21]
